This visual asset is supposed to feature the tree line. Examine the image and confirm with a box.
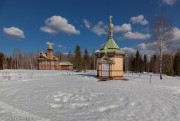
[0,45,179,76]
[71,44,180,77]
[0,49,38,70]
[0,45,96,71]
[125,50,180,76]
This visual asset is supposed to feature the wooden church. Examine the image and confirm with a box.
[37,42,73,70]
[94,16,125,80]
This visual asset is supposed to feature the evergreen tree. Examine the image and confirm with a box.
[90,50,96,70]
[90,54,94,70]
[173,51,180,76]
[144,55,147,72]
[132,58,136,72]
[0,52,5,70]
[83,48,90,71]
[128,54,135,72]
[135,50,140,72]
[74,44,83,71]
[135,50,138,72]
[139,57,144,72]
[149,55,153,73]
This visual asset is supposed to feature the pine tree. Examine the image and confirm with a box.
[90,50,97,70]
[0,52,5,70]
[83,48,90,71]
[135,50,141,72]
[139,57,144,72]
[144,55,147,72]
[128,54,135,72]
[131,57,136,72]
[74,44,83,71]
[173,50,180,76]
[90,54,95,70]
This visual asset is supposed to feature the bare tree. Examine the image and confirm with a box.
[12,48,20,69]
[55,52,62,61]
[151,16,173,79]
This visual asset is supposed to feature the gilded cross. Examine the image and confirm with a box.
[109,16,112,23]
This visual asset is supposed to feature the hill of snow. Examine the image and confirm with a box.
[0,70,180,121]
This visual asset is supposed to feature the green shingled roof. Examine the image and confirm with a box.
[94,17,124,55]
[95,48,124,54]
[100,38,119,49]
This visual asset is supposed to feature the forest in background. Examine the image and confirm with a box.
[0,45,179,76]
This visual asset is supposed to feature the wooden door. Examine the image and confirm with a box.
[102,63,109,77]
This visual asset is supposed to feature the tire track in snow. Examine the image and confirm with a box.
[0,100,51,121]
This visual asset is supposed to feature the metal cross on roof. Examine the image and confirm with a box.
[109,16,113,23]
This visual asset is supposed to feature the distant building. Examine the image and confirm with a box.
[59,61,73,70]
[37,42,73,70]
[94,16,125,80]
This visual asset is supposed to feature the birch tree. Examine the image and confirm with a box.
[151,16,173,79]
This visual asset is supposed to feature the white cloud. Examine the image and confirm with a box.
[91,21,107,36]
[171,27,180,42]
[122,47,136,54]
[123,31,151,40]
[46,41,55,45]
[83,19,91,29]
[137,42,157,50]
[83,19,107,36]
[3,27,25,39]
[135,42,157,58]
[84,19,131,36]
[62,52,69,55]
[168,27,180,49]
[130,15,148,25]
[137,43,147,50]
[135,27,180,54]
[58,44,62,48]
[122,46,155,59]
[161,0,178,5]
[135,27,180,56]
[40,16,80,35]
[114,23,132,33]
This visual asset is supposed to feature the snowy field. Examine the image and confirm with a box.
[0,70,180,121]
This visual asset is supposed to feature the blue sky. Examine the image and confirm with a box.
[0,0,180,56]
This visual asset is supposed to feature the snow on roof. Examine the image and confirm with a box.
[60,61,73,66]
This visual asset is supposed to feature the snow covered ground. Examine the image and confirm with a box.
[0,70,180,121]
